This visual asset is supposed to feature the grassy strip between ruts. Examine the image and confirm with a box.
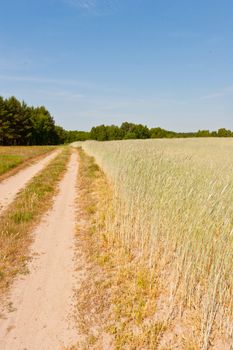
[0,146,56,181]
[73,148,166,350]
[0,146,70,293]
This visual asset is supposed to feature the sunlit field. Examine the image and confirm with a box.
[82,138,233,348]
[0,146,55,177]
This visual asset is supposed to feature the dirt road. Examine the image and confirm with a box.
[0,149,60,214]
[0,151,79,350]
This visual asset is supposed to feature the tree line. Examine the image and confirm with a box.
[0,96,89,145]
[0,96,58,145]
[1,95,233,145]
[90,122,233,141]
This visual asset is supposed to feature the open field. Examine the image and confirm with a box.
[0,146,56,178]
[74,148,166,349]
[82,138,233,349]
[1,140,233,349]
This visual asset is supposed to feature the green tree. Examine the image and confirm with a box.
[30,106,56,145]
[64,130,90,143]
[196,130,211,137]
[90,125,108,141]
[121,122,150,139]
[0,96,8,145]
[150,127,168,138]
[54,125,67,144]
[217,128,232,137]
[106,125,124,140]
[124,132,137,139]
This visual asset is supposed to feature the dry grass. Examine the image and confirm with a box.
[82,138,233,349]
[74,148,165,350]
[0,147,70,293]
[0,146,56,180]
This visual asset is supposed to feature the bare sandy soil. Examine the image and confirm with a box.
[0,149,60,214]
[0,151,79,350]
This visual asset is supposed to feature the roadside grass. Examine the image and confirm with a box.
[0,146,56,180]
[74,148,165,350]
[0,147,70,292]
[82,138,233,349]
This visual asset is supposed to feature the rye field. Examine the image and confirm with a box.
[0,146,55,177]
[82,138,233,348]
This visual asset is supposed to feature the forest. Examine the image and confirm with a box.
[0,96,89,145]
[90,123,233,140]
[0,96,232,145]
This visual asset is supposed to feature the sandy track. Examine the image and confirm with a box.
[0,151,79,350]
[0,149,60,214]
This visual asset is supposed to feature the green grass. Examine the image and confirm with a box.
[0,147,70,292]
[82,138,233,349]
[0,154,22,174]
[0,146,56,177]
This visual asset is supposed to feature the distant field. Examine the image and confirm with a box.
[0,146,55,177]
[82,138,233,348]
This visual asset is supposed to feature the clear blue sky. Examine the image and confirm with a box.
[1,0,233,131]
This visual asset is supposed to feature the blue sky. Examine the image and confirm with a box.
[1,0,233,131]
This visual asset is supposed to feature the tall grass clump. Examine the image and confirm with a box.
[82,138,233,349]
